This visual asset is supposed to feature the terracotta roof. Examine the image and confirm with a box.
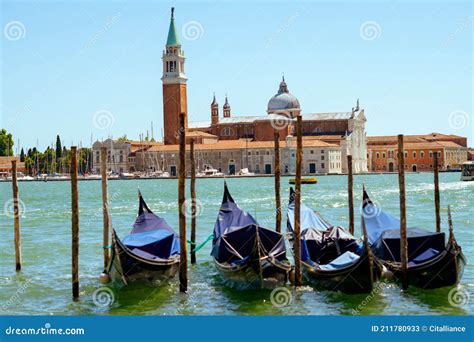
[368,133,466,145]
[186,131,217,138]
[368,141,463,150]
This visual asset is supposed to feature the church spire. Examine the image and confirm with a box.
[166,7,180,46]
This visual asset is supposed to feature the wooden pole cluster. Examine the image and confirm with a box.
[70,146,80,299]
[293,116,303,287]
[433,152,441,232]
[347,155,354,235]
[100,147,110,269]
[274,132,281,233]
[178,112,188,292]
[397,135,409,290]
[11,160,22,271]
[190,139,197,264]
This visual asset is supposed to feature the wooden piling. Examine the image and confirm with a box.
[100,147,110,269]
[447,205,454,244]
[274,132,281,233]
[397,135,408,290]
[433,152,441,232]
[190,138,197,264]
[294,116,303,287]
[70,146,80,299]
[178,112,188,292]
[347,155,354,235]
[11,160,22,271]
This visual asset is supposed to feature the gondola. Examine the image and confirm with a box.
[287,188,381,294]
[211,182,291,290]
[108,191,180,285]
[362,188,466,289]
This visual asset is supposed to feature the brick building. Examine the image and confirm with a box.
[367,133,468,172]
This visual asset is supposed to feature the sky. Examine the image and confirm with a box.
[1,0,472,152]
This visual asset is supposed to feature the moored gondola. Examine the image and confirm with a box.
[287,188,381,294]
[362,188,466,289]
[108,191,180,285]
[211,182,291,290]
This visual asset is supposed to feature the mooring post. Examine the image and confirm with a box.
[190,138,197,264]
[70,146,80,299]
[347,155,354,235]
[433,152,441,232]
[397,135,408,290]
[178,112,188,292]
[11,160,22,271]
[274,132,281,233]
[100,147,110,269]
[447,205,454,244]
[294,116,303,287]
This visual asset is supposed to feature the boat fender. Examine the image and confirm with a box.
[99,272,111,284]
[381,265,394,281]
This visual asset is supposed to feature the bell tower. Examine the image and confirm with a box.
[211,93,219,125]
[162,7,188,145]
[223,95,231,118]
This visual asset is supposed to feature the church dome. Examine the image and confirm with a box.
[267,77,300,113]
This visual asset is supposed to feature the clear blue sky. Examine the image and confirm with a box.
[1,0,472,151]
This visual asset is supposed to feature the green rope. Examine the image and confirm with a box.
[103,245,112,249]
[187,234,214,253]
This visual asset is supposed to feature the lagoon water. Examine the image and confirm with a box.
[0,173,472,315]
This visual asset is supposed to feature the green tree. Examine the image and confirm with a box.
[117,135,128,142]
[20,148,25,162]
[55,135,62,172]
[0,129,14,156]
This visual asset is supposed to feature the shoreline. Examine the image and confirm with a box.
[0,170,461,182]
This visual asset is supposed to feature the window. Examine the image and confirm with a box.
[248,151,251,155]
[421,151,424,158]
[119,155,123,163]
[413,152,416,158]
[404,152,408,158]
[429,151,433,158]
[266,150,270,155]
[382,153,386,158]
[310,150,314,154]
[321,163,325,169]
[256,151,259,156]
[321,155,324,160]
[376,152,380,159]
[321,150,324,154]
[221,127,234,136]
[438,152,441,158]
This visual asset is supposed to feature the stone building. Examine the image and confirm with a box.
[134,138,342,176]
[91,139,162,174]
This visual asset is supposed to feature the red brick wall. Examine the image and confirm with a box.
[369,147,444,172]
[163,83,188,145]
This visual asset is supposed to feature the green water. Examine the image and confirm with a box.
[0,173,472,315]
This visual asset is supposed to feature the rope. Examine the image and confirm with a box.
[187,234,214,253]
[103,245,112,249]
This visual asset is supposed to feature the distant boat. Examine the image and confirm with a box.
[109,191,180,285]
[238,168,255,176]
[197,166,224,177]
[460,161,474,181]
[287,187,381,294]
[362,188,466,289]
[289,177,317,184]
[211,182,291,289]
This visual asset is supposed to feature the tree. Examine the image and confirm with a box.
[117,135,128,142]
[20,148,25,162]
[55,135,62,172]
[0,129,14,156]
